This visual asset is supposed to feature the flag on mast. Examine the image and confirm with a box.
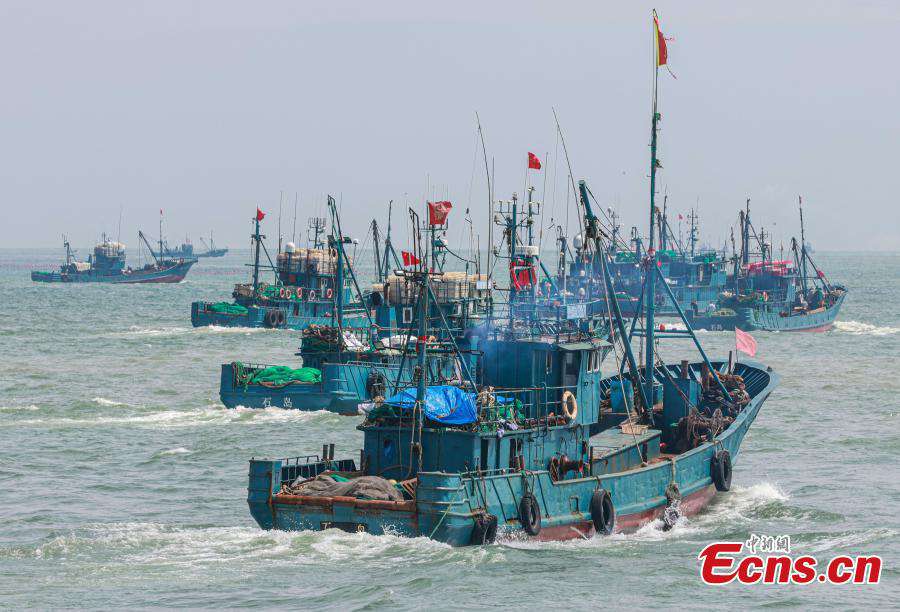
[527,152,542,170]
[654,12,668,67]
[256,208,265,222]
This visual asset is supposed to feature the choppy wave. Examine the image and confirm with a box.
[156,447,193,456]
[111,325,275,338]
[91,397,133,407]
[12,522,489,569]
[834,320,900,336]
[0,404,40,412]
[7,406,346,428]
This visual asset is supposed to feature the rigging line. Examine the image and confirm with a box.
[551,107,583,236]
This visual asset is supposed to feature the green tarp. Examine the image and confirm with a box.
[209,302,249,315]
[249,365,322,386]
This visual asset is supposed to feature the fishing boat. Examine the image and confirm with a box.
[191,199,369,329]
[220,205,492,412]
[561,193,729,320]
[243,13,779,544]
[31,234,196,283]
[687,199,847,331]
[196,232,228,257]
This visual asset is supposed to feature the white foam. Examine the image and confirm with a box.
[834,320,900,336]
[157,447,192,456]
[9,406,343,428]
[91,397,132,407]
[0,404,40,412]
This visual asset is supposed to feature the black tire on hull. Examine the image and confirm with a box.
[590,488,616,535]
[518,492,541,536]
[711,450,733,492]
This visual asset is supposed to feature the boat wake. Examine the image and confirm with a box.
[834,320,900,336]
[9,522,492,570]
[113,325,274,338]
[6,406,344,428]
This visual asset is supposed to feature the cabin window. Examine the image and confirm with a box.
[480,438,489,471]
[563,352,580,388]
[546,352,553,374]
[402,306,414,324]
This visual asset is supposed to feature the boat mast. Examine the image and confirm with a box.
[476,113,492,286]
[798,195,809,295]
[644,10,664,407]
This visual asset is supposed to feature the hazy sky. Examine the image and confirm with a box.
[2,1,898,252]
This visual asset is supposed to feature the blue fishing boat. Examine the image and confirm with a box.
[244,14,779,544]
[196,232,228,258]
[687,198,847,331]
[221,327,469,413]
[191,200,369,330]
[561,193,729,319]
[220,206,492,413]
[31,233,196,283]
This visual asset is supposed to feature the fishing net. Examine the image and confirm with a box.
[282,474,404,501]
[209,302,249,315]
[231,362,322,388]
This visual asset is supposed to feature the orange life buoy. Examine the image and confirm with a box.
[296,287,303,299]
[278,287,286,298]
[326,288,334,299]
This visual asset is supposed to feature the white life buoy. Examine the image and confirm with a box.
[561,391,578,422]
[308,290,316,301]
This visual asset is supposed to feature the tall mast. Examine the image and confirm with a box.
[644,10,664,405]
[159,209,164,258]
[798,195,809,294]
[475,113,492,285]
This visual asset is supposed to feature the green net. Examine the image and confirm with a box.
[231,362,322,388]
[209,302,249,315]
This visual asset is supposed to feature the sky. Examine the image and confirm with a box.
[1,1,898,252]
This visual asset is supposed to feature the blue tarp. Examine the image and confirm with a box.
[384,385,478,425]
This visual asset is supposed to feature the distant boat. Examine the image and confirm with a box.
[197,232,228,258]
[687,198,846,332]
[32,234,196,283]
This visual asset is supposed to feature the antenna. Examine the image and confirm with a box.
[277,190,284,254]
[291,192,298,244]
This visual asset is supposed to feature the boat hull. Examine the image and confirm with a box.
[686,291,846,332]
[191,301,368,330]
[248,360,778,545]
[31,260,195,283]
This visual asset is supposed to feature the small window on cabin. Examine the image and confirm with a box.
[564,353,578,376]
[480,438,489,471]
[402,306,414,324]
[546,352,553,374]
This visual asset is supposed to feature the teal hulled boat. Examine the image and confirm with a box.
[32,234,195,284]
[243,13,779,544]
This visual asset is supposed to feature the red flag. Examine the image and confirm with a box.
[735,328,757,357]
[256,208,265,222]
[654,14,668,67]
[527,152,542,170]
[427,201,452,225]
[401,251,420,266]
[677,213,683,221]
